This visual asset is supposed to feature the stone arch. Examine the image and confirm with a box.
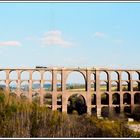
[32,70,41,80]
[66,70,86,82]
[112,93,120,105]
[121,71,130,80]
[9,71,18,80]
[134,93,140,104]
[66,71,86,91]
[0,71,6,80]
[101,92,109,105]
[123,93,131,105]
[111,81,119,91]
[0,81,6,90]
[133,81,140,91]
[99,71,108,81]
[111,71,119,80]
[122,81,129,91]
[132,71,140,80]
[100,81,108,91]
[20,71,30,80]
[91,93,96,105]
[67,93,87,115]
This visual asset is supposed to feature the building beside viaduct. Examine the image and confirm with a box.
[0,67,140,117]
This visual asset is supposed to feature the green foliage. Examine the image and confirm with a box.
[0,92,5,103]
[0,90,140,137]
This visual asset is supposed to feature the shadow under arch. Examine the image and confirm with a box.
[101,92,109,105]
[67,93,87,115]
[112,93,120,105]
[101,106,109,118]
[134,93,140,104]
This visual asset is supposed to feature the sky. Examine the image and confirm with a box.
[0,3,140,69]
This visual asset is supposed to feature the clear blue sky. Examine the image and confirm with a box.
[0,3,140,69]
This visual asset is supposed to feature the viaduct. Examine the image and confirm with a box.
[0,67,140,117]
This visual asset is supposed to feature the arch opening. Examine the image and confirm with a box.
[91,107,97,115]
[124,106,131,116]
[121,71,130,80]
[100,81,108,91]
[112,93,120,105]
[43,71,52,80]
[123,93,131,105]
[101,106,109,118]
[9,71,18,80]
[9,81,17,92]
[133,81,140,91]
[91,93,96,105]
[111,71,119,80]
[122,81,129,91]
[111,81,119,91]
[20,81,29,92]
[101,93,109,105]
[20,81,29,100]
[99,71,108,81]
[21,71,30,80]
[112,106,120,115]
[57,73,62,91]
[67,94,87,115]
[66,71,86,91]
[43,81,52,91]
[32,71,41,80]
[32,81,41,90]
[132,72,139,80]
